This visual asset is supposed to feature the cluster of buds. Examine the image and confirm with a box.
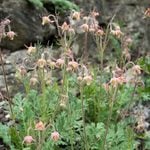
[35,121,45,131]
[110,25,123,38]
[110,76,126,88]
[0,19,16,41]
[144,8,150,18]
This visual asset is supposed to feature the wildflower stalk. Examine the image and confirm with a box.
[80,84,88,150]
[0,49,14,117]
[102,85,118,150]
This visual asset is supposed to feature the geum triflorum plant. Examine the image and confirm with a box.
[1,9,148,150]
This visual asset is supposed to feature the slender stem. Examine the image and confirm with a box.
[0,49,13,116]
[80,85,88,150]
[102,86,118,150]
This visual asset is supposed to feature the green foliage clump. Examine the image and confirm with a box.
[27,0,79,11]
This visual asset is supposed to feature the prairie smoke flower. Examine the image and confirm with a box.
[42,16,53,25]
[96,29,104,36]
[35,121,45,131]
[132,65,141,75]
[83,75,93,85]
[61,22,69,33]
[77,76,83,82]
[6,31,16,40]
[27,46,37,55]
[18,66,27,76]
[91,11,99,17]
[72,11,80,20]
[68,27,75,35]
[56,58,64,68]
[30,77,38,86]
[80,23,89,32]
[51,131,60,141]
[103,83,110,92]
[144,8,150,18]
[68,61,79,71]
[110,76,126,87]
[2,19,11,26]
[89,27,95,33]
[110,28,123,38]
[23,135,34,144]
[37,58,46,68]
[47,60,56,69]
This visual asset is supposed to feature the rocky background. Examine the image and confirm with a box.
[0,0,150,93]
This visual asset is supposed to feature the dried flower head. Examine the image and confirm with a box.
[6,31,16,40]
[110,28,123,38]
[72,11,80,20]
[37,58,46,68]
[47,60,56,69]
[110,76,126,87]
[61,22,69,33]
[91,11,99,17]
[51,131,60,141]
[42,16,52,25]
[35,121,45,131]
[80,23,89,32]
[18,66,27,76]
[27,46,37,55]
[2,19,11,26]
[132,65,141,75]
[96,29,104,36]
[68,61,79,71]
[30,77,38,86]
[23,136,34,144]
[56,58,64,68]
[144,8,150,18]
[83,75,93,85]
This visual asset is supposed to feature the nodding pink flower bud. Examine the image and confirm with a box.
[72,11,80,20]
[51,131,60,141]
[61,22,69,33]
[110,76,126,87]
[30,77,38,86]
[37,58,46,68]
[3,19,11,26]
[80,23,89,32]
[56,58,64,68]
[91,11,99,17]
[42,16,53,25]
[6,31,16,40]
[68,61,79,71]
[96,29,104,36]
[23,136,34,144]
[144,8,150,18]
[83,75,93,85]
[132,65,141,75]
[27,46,37,55]
[35,121,45,131]
[18,66,27,76]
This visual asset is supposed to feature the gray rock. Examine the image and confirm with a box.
[0,0,56,51]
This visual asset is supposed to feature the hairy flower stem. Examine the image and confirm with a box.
[0,49,13,117]
[103,86,118,150]
[80,85,88,150]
